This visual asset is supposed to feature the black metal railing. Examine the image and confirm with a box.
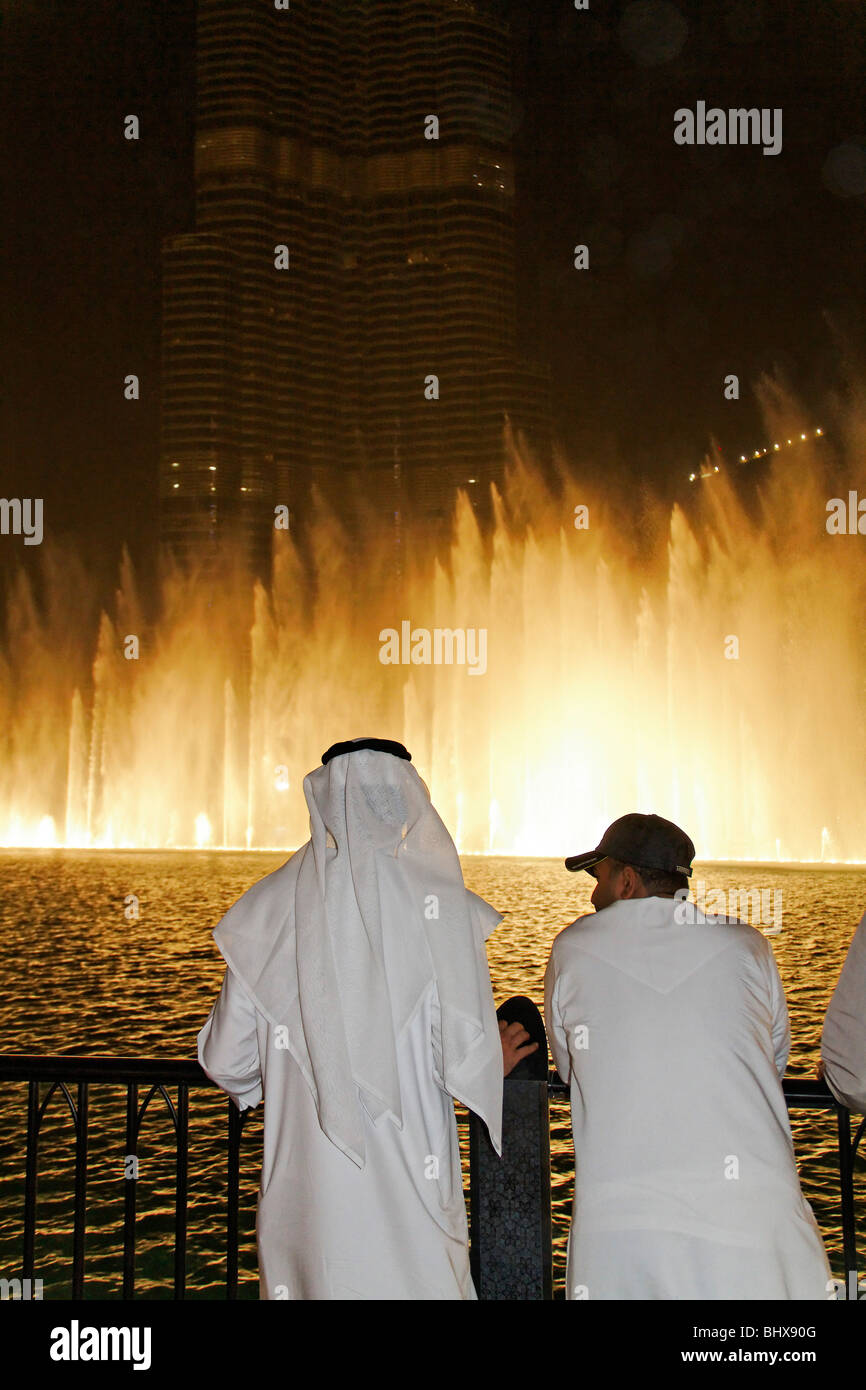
[0,1056,862,1300]
[1,1057,229,1301]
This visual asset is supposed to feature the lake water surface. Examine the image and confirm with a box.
[0,850,863,1297]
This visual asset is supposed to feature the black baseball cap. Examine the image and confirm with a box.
[565,813,694,878]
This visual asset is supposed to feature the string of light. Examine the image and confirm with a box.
[689,427,824,482]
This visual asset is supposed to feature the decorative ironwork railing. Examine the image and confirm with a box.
[0,1056,862,1300]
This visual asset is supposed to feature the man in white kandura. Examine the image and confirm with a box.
[544,813,832,1300]
[198,737,527,1300]
[821,909,866,1114]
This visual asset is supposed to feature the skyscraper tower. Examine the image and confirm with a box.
[159,0,551,578]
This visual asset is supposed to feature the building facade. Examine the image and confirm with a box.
[159,0,551,577]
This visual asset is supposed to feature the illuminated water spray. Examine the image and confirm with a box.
[1,384,864,861]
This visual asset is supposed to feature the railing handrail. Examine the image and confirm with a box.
[0,1056,210,1084]
[0,1055,848,1104]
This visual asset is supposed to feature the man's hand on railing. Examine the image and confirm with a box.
[499,1020,539,1077]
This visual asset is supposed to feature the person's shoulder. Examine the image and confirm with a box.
[707,914,774,952]
[843,910,866,960]
[215,846,305,934]
[726,919,779,971]
[672,898,774,945]
[549,912,598,957]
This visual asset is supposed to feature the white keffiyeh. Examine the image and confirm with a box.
[210,745,504,1165]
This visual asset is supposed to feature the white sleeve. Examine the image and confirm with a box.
[762,940,790,1079]
[197,966,263,1112]
[543,943,571,1084]
[821,913,866,1113]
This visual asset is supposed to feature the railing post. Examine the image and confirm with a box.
[174,1082,189,1299]
[469,1078,552,1299]
[22,1079,39,1284]
[123,1081,138,1299]
[836,1104,858,1299]
[226,1100,243,1299]
[72,1081,88,1299]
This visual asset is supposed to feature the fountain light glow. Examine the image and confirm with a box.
[2,381,865,861]
[194,814,213,848]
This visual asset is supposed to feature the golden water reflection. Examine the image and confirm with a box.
[0,851,863,1297]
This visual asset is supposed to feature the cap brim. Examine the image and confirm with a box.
[565,852,605,874]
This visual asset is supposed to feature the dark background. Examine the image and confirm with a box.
[2,0,865,594]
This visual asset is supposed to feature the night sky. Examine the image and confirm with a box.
[2,0,865,594]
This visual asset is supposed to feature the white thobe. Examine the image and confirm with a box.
[198,965,476,1300]
[544,896,832,1300]
[822,910,866,1113]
